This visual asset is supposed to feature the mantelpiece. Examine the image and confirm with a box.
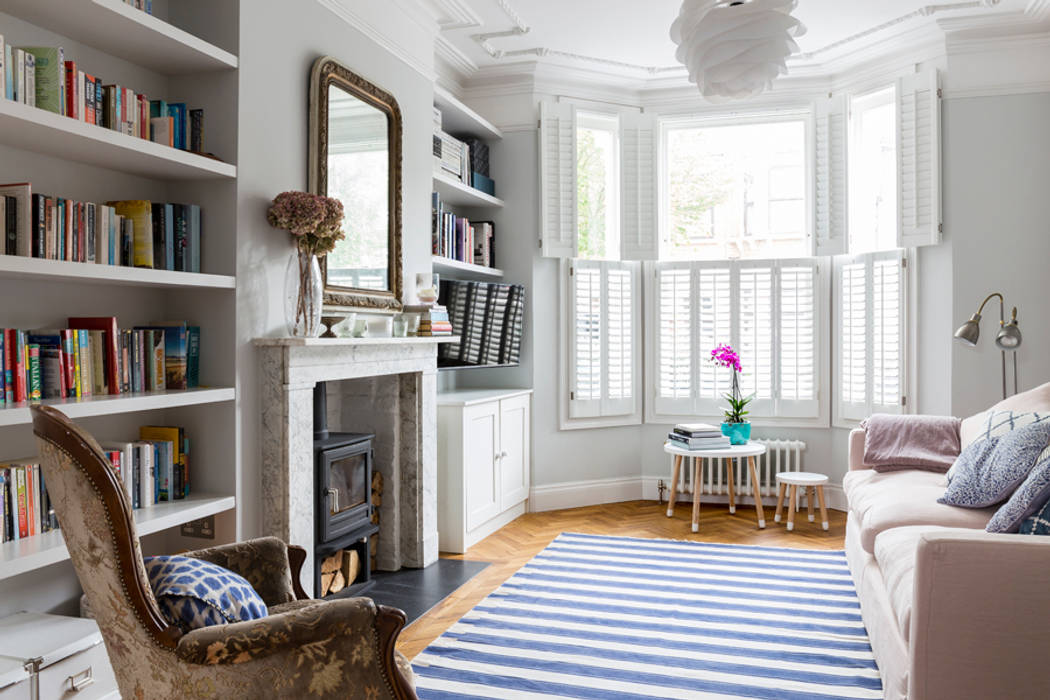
[255,335,458,591]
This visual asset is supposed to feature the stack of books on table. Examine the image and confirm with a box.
[668,423,731,450]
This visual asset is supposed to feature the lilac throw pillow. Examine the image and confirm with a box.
[938,421,1050,509]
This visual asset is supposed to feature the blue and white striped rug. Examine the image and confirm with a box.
[412,532,882,699]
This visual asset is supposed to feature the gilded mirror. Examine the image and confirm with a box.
[309,56,403,310]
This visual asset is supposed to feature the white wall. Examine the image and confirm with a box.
[236,0,436,538]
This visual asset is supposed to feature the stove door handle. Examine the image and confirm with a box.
[326,487,339,513]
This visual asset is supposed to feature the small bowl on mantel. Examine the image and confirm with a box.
[320,315,345,339]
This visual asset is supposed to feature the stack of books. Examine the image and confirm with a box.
[432,107,496,195]
[0,460,57,542]
[0,317,200,406]
[668,423,732,450]
[0,186,202,272]
[407,304,452,336]
[0,39,205,152]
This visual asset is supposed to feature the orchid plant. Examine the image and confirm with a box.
[709,343,752,424]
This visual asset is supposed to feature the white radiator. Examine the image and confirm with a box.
[672,439,806,499]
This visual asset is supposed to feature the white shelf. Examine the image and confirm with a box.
[434,172,504,208]
[0,256,235,289]
[0,493,236,581]
[0,0,238,74]
[0,99,237,180]
[0,388,236,427]
[254,336,460,347]
[434,86,502,141]
[432,256,504,279]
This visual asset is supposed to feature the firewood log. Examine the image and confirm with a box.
[320,551,342,574]
[341,550,360,585]
[328,569,346,594]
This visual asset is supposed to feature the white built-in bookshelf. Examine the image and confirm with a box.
[432,88,505,279]
[0,0,240,592]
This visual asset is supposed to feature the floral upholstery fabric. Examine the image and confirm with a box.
[35,430,415,700]
[183,537,298,607]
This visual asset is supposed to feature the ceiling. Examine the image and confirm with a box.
[430,0,1039,80]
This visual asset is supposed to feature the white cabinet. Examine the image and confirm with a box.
[438,389,532,553]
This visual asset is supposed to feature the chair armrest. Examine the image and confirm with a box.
[910,529,1050,700]
[847,428,868,471]
[176,598,416,699]
[182,537,297,607]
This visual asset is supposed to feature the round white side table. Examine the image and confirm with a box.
[663,442,768,532]
[774,471,830,531]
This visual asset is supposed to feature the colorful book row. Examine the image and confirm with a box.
[0,318,200,406]
[431,192,496,267]
[0,462,56,543]
[0,185,202,272]
[102,425,190,512]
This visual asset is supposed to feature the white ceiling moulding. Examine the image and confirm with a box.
[322,0,438,79]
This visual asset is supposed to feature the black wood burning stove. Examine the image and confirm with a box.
[313,382,378,598]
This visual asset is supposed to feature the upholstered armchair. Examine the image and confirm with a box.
[31,404,417,700]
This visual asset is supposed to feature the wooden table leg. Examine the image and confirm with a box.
[667,455,682,517]
[774,482,786,523]
[807,486,816,523]
[817,485,829,531]
[747,455,766,529]
[787,484,798,531]
[725,458,736,514]
[691,457,701,533]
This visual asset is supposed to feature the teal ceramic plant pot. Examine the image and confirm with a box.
[721,421,752,445]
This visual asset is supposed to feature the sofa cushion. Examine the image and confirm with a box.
[843,469,995,552]
[987,450,1050,533]
[940,421,1050,508]
[1019,498,1050,534]
[960,382,1050,448]
[873,525,945,643]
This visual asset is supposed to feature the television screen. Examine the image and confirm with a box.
[438,280,525,369]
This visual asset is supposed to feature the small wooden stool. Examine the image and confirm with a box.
[774,472,829,531]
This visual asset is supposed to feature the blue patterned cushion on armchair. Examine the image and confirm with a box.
[144,555,268,632]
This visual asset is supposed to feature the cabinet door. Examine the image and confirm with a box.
[499,394,530,509]
[464,402,501,531]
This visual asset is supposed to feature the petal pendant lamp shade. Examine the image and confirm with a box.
[671,0,806,101]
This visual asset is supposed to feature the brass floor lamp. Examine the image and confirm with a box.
[954,292,1023,400]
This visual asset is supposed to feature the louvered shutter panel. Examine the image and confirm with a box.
[540,100,577,258]
[837,256,869,422]
[654,263,695,415]
[776,259,820,418]
[897,69,941,248]
[603,262,640,416]
[696,263,733,415]
[568,261,601,418]
[736,262,774,416]
[871,250,906,413]
[620,112,659,261]
[814,93,848,256]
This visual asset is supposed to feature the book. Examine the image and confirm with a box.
[101,442,136,507]
[26,344,41,402]
[186,326,200,388]
[167,103,187,149]
[107,200,153,268]
[140,427,186,500]
[150,202,173,269]
[21,47,62,114]
[0,183,31,257]
[172,203,189,271]
[667,433,731,449]
[134,441,154,507]
[150,116,173,147]
[673,422,724,438]
[21,51,34,107]
[141,322,187,390]
[190,109,203,152]
[69,317,120,394]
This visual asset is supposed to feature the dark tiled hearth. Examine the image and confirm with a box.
[365,559,490,625]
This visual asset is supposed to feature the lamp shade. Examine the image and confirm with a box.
[996,320,1022,350]
[670,0,806,101]
[954,315,981,346]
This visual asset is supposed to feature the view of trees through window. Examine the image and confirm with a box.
[666,120,807,260]
[576,113,619,260]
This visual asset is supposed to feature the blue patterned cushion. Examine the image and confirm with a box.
[948,411,1050,482]
[939,421,1050,509]
[144,555,268,632]
[988,450,1050,533]
[1019,498,1050,534]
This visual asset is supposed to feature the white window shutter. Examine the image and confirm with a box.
[897,68,941,248]
[814,92,848,256]
[540,100,577,258]
[602,262,640,416]
[776,259,821,418]
[568,261,602,418]
[871,250,906,413]
[696,263,733,415]
[735,262,774,416]
[620,112,659,261]
[836,255,869,422]
[653,263,695,415]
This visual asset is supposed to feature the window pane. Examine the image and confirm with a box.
[666,120,807,261]
[573,266,602,401]
[577,114,619,260]
[849,88,897,253]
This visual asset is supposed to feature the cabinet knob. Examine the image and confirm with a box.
[500,451,508,459]
[494,453,502,461]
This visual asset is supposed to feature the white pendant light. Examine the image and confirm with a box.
[671,0,806,101]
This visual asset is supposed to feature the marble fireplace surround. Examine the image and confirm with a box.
[255,337,451,590]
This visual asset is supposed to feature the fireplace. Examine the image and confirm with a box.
[313,382,378,598]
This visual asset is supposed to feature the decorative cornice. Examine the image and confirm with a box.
[320,0,436,80]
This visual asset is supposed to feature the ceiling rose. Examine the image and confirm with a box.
[671,0,807,101]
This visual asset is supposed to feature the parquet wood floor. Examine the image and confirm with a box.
[396,499,848,659]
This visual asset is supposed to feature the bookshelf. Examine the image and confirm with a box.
[433,171,505,208]
[433,86,502,141]
[432,255,504,279]
[0,1,241,594]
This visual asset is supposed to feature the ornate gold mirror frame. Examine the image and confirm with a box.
[308,55,403,310]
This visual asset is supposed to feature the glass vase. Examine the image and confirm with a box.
[285,249,323,337]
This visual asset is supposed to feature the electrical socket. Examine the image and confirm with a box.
[180,516,215,539]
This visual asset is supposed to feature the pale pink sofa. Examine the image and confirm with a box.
[844,383,1050,700]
